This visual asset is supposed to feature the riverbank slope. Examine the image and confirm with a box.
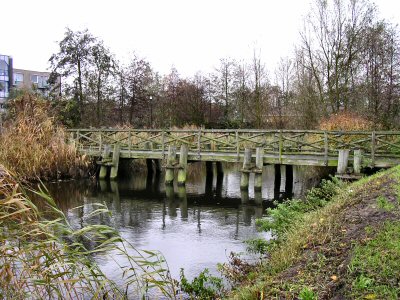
[230,166,400,299]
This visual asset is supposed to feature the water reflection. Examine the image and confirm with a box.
[43,163,324,280]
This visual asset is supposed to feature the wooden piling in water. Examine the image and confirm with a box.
[177,144,188,186]
[99,144,111,179]
[337,149,350,174]
[154,159,162,174]
[254,147,264,191]
[280,165,286,193]
[165,145,177,185]
[216,161,223,175]
[206,161,213,176]
[240,148,252,190]
[354,149,362,174]
[110,144,120,180]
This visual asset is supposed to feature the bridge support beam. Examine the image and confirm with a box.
[254,147,264,191]
[178,145,188,185]
[165,145,177,185]
[240,148,252,190]
[110,144,120,180]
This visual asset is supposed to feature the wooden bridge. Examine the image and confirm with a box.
[68,129,400,187]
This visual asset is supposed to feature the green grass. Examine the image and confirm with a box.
[228,166,400,299]
[348,222,400,299]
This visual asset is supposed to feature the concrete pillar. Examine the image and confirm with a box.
[99,144,111,179]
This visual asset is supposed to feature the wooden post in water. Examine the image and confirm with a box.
[280,165,286,193]
[165,145,177,185]
[337,149,350,174]
[216,162,223,175]
[110,144,120,180]
[154,159,162,174]
[240,148,252,190]
[177,144,188,186]
[254,147,264,191]
[206,161,213,176]
[145,142,154,175]
[354,149,362,174]
[99,144,111,179]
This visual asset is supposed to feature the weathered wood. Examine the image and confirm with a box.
[110,144,121,180]
[99,144,111,179]
[154,159,162,174]
[177,144,188,185]
[254,147,264,191]
[68,129,400,170]
[353,149,362,174]
[280,165,286,193]
[240,148,252,190]
[337,149,350,174]
[165,145,177,185]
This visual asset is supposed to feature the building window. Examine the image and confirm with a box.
[14,73,23,85]
[31,74,39,84]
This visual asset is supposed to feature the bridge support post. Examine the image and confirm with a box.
[145,142,154,176]
[154,159,162,174]
[178,145,188,185]
[216,162,223,175]
[206,161,213,176]
[254,147,264,191]
[354,149,362,174]
[99,144,111,179]
[110,144,120,180]
[240,148,252,190]
[165,145,177,185]
[280,165,286,193]
[337,149,350,174]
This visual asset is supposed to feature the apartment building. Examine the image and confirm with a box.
[13,68,52,96]
[0,55,13,108]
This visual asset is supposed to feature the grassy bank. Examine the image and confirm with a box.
[228,167,400,299]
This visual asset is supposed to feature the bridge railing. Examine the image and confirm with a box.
[67,129,400,163]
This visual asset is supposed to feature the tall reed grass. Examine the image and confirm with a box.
[0,165,178,299]
[0,92,88,181]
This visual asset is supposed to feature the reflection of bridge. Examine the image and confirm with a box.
[68,129,400,186]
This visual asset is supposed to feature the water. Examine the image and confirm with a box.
[44,163,323,283]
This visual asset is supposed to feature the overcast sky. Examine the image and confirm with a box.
[3,0,400,77]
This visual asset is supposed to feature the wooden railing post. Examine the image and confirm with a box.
[99,131,102,154]
[324,131,328,166]
[197,129,201,159]
[279,130,283,164]
[371,131,376,167]
[236,130,239,161]
[128,130,132,158]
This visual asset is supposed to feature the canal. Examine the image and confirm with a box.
[44,162,325,283]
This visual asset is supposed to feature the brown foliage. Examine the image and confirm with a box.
[318,111,379,131]
[0,92,89,181]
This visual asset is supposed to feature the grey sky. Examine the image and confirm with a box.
[3,0,400,77]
